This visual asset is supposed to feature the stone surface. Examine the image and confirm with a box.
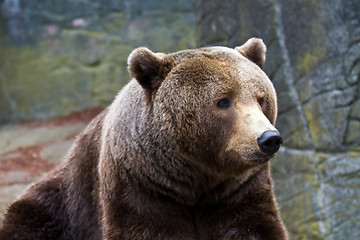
[197,0,360,239]
[0,0,196,124]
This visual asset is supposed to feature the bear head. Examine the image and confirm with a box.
[122,38,282,202]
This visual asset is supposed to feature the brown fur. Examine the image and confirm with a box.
[235,38,267,69]
[0,38,287,239]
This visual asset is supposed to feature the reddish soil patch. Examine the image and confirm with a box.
[0,107,105,187]
[0,146,56,177]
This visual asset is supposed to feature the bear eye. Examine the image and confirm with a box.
[258,97,264,107]
[217,98,232,109]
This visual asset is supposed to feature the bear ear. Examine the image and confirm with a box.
[235,38,267,69]
[127,47,172,92]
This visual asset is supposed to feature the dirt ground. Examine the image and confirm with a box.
[0,107,104,224]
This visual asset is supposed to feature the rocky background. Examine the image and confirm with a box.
[0,0,195,123]
[197,1,360,239]
[1,0,360,239]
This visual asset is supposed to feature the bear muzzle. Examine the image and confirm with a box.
[257,130,283,156]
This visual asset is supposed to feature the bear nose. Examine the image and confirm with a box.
[257,130,283,156]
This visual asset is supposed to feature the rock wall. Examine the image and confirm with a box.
[0,0,195,124]
[197,0,360,239]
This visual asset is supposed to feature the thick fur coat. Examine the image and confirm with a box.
[0,38,287,240]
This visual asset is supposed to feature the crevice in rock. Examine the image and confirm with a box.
[348,38,360,49]
[85,59,101,68]
[268,60,285,81]
[277,105,298,116]
[298,85,357,108]
[272,0,314,149]
[342,66,360,146]
[344,57,360,85]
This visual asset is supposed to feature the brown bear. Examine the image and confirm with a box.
[0,38,287,240]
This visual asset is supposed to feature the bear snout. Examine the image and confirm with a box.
[257,130,283,156]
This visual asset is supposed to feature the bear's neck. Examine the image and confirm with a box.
[123,151,269,206]
[105,83,269,205]
[119,116,268,205]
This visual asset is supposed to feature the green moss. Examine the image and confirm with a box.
[296,78,314,103]
[347,151,360,159]
[297,40,327,76]
[303,188,326,240]
[0,34,121,121]
[350,100,360,118]
[303,102,329,147]
[99,12,129,33]
[0,2,196,123]
[345,121,360,144]
[295,0,328,78]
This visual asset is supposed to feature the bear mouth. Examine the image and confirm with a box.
[241,151,274,164]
